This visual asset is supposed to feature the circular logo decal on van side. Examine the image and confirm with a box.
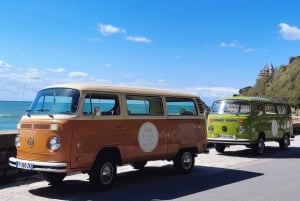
[138,122,159,152]
[272,120,278,137]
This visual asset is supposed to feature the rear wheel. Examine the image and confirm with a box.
[215,143,226,153]
[89,156,117,191]
[173,150,195,174]
[42,172,66,185]
[131,161,147,170]
[279,134,290,150]
[255,136,265,155]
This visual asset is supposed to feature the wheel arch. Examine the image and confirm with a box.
[92,147,122,167]
[176,146,198,158]
[258,132,265,140]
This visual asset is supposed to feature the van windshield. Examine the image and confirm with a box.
[29,88,80,115]
[211,100,250,115]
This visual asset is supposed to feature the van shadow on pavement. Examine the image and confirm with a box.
[0,171,37,186]
[29,164,263,201]
[216,144,300,159]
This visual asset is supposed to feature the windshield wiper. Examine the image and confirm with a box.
[48,113,54,119]
[26,109,31,117]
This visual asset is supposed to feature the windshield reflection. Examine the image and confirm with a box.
[29,88,80,115]
[211,100,250,115]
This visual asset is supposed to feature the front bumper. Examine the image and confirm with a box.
[9,157,67,173]
[207,137,251,145]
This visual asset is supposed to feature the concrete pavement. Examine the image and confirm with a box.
[0,135,299,201]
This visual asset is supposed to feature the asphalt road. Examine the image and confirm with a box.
[1,136,300,201]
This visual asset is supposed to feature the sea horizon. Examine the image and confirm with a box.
[0,100,32,131]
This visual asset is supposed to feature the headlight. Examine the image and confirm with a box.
[49,136,61,151]
[15,135,21,148]
[237,125,246,134]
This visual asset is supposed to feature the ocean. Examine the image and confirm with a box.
[0,101,32,131]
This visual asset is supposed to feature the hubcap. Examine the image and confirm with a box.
[100,162,113,185]
[284,136,289,148]
[182,152,192,169]
[258,138,264,154]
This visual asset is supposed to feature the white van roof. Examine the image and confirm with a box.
[43,83,198,98]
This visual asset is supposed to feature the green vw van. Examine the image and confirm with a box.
[207,96,293,154]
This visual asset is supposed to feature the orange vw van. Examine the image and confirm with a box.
[9,84,207,190]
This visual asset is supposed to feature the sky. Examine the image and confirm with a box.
[0,0,300,106]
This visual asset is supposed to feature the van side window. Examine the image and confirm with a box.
[252,103,264,116]
[265,103,277,115]
[166,98,196,115]
[82,93,119,115]
[126,95,163,115]
[276,103,291,115]
[276,103,286,115]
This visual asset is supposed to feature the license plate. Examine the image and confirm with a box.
[16,161,33,170]
[218,134,234,139]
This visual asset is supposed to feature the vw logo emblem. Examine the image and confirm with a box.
[27,136,34,148]
[222,126,227,132]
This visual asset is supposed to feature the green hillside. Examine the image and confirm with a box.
[240,56,300,108]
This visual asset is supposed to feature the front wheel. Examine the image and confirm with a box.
[255,136,265,155]
[279,134,290,150]
[173,150,195,174]
[89,156,117,191]
[215,143,226,153]
[41,172,66,185]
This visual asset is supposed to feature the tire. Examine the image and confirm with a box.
[131,161,147,170]
[41,172,66,185]
[215,143,226,153]
[255,136,265,155]
[173,150,195,174]
[279,134,290,150]
[89,156,117,191]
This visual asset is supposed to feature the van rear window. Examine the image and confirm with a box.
[166,98,197,115]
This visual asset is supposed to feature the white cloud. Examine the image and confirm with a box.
[243,48,255,53]
[97,23,126,36]
[219,42,238,48]
[219,41,254,53]
[123,73,135,78]
[104,63,112,68]
[126,36,152,43]
[0,60,12,70]
[68,71,89,78]
[279,22,300,40]
[194,86,239,98]
[87,37,101,42]
[24,68,43,81]
[46,67,66,73]
[7,68,44,83]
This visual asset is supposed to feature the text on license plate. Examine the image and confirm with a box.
[16,161,33,170]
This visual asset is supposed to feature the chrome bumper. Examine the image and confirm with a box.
[207,138,251,145]
[9,157,67,173]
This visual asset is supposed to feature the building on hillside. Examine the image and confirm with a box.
[258,64,275,79]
